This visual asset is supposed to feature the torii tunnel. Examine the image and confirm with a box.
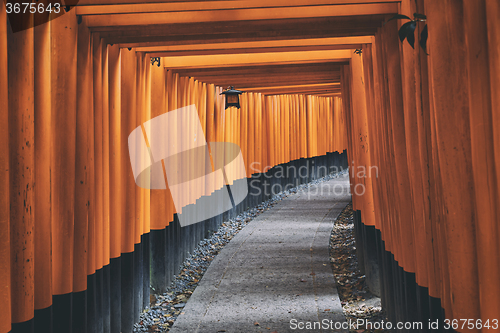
[1,0,499,332]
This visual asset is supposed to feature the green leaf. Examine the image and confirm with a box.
[398,21,417,42]
[419,24,428,52]
[384,14,412,25]
[413,13,427,20]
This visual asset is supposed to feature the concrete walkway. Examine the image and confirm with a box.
[170,173,351,333]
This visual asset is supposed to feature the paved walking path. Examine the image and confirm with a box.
[170,173,351,333]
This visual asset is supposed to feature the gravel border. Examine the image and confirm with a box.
[134,170,349,333]
[329,202,389,332]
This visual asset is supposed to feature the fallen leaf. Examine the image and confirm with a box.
[324,309,331,311]
[254,322,260,326]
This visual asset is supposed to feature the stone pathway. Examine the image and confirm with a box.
[170,173,351,333]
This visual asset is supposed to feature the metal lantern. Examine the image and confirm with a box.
[220,86,243,110]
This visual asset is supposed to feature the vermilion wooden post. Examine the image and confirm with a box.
[101,41,112,333]
[108,43,123,333]
[0,3,11,332]
[276,95,282,166]
[278,95,284,165]
[85,29,96,333]
[290,95,297,161]
[149,62,168,295]
[102,41,111,270]
[92,34,104,273]
[140,52,151,312]
[426,52,449,307]
[199,82,208,197]
[372,31,394,261]
[485,0,500,283]
[166,67,176,219]
[8,14,35,329]
[269,96,276,167]
[214,86,224,191]
[285,95,291,163]
[376,28,399,265]
[340,66,357,210]
[280,96,286,165]
[73,18,93,333]
[412,7,440,298]
[306,95,314,159]
[135,53,144,246]
[74,16,92,296]
[298,95,306,159]
[108,44,122,262]
[188,77,197,204]
[398,0,429,290]
[350,53,376,227]
[254,93,263,174]
[87,39,96,285]
[120,48,138,333]
[206,83,216,193]
[463,0,500,325]
[240,93,248,176]
[427,0,481,326]
[143,53,152,236]
[51,9,78,332]
[121,48,137,257]
[486,0,500,299]
[34,17,52,315]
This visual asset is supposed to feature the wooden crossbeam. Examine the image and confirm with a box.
[77,0,400,14]
[83,3,397,27]
[161,50,351,69]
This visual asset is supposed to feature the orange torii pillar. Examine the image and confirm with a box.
[138,52,152,311]
[134,52,147,314]
[463,0,500,326]
[165,69,182,279]
[73,17,93,333]
[427,1,482,329]
[7,14,35,333]
[108,44,123,333]
[33,14,52,333]
[397,0,434,323]
[0,4,11,332]
[348,52,380,297]
[101,37,112,333]
[91,32,108,333]
[120,48,139,330]
[149,63,170,294]
[50,9,78,333]
[85,29,97,333]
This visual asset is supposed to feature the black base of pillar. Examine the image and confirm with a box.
[133,242,143,323]
[34,306,52,333]
[52,293,72,333]
[87,273,96,333]
[356,212,457,333]
[109,257,121,333]
[142,233,150,310]
[121,251,134,333]
[72,290,87,333]
[11,319,35,333]
[150,228,167,293]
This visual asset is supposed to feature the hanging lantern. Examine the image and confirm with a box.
[220,86,243,110]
